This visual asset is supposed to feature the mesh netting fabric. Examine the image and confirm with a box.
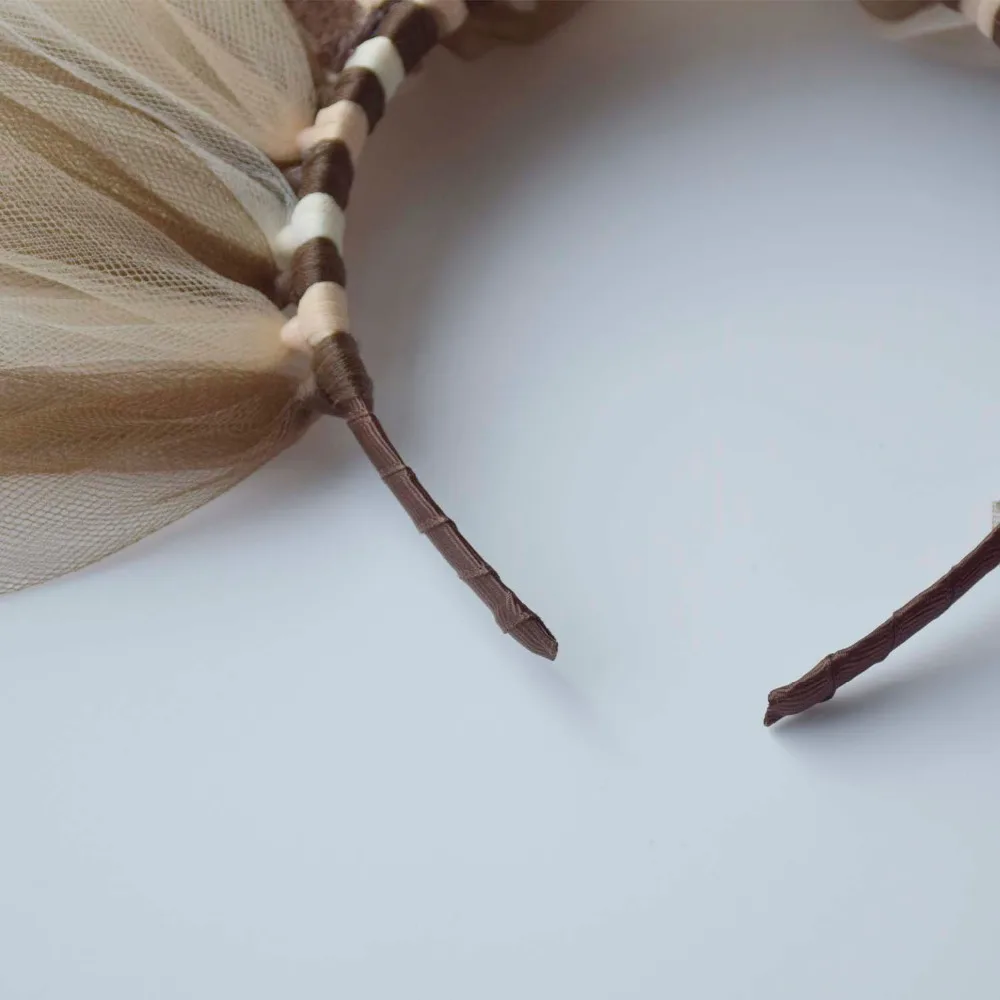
[0,0,320,593]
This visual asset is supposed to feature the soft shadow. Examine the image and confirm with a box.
[513,653,617,751]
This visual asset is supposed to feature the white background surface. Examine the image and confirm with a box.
[4,3,1000,997]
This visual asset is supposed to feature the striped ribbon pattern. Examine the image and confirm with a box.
[276,0,559,661]
[279,0,465,358]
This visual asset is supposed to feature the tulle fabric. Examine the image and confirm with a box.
[2,0,998,596]
[0,0,319,593]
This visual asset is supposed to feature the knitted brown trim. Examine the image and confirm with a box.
[299,139,355,208]
[290,239,347,303]
[326,66,386,129]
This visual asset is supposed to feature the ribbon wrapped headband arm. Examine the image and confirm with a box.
[274,0,561,659]
[0,0,994,725]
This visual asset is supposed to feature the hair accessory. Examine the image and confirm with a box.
[1,0,996,722]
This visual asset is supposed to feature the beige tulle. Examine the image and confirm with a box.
[0,0,319,593]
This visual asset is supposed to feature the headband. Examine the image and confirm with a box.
[0,0,994,726]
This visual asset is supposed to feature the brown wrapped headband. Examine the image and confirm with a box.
[0,0,996,725]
